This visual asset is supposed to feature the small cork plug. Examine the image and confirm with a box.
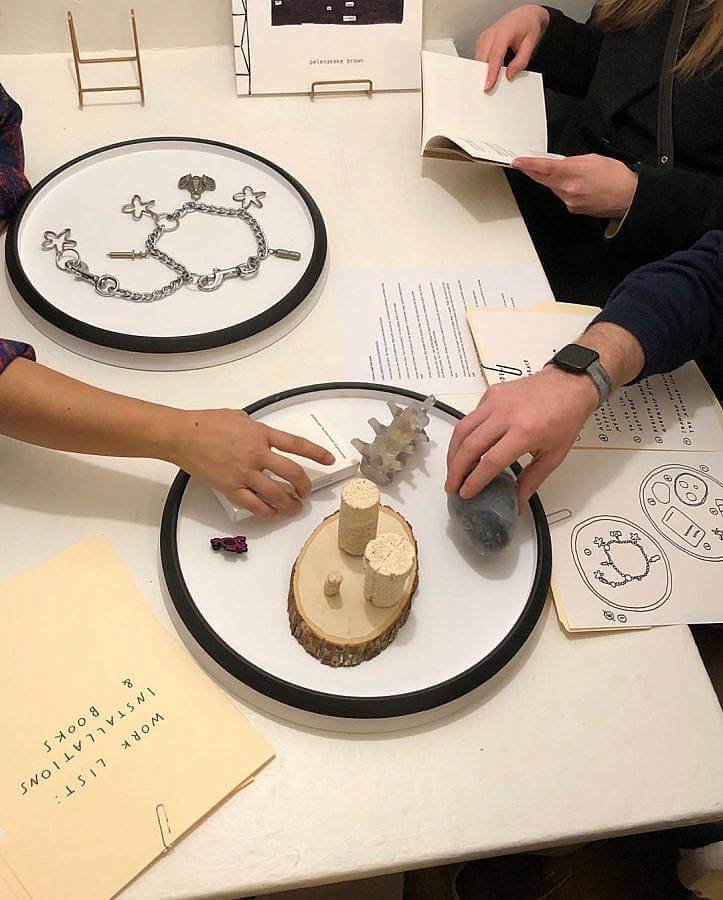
[324,570,343,597]
[363,532,416,608]
[338,478,380,556]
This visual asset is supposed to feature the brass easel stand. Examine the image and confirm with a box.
[67,8,146,109]
[310,78,374,101]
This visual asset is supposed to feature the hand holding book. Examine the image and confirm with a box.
[475,5,551,91]
[512,154,639,218]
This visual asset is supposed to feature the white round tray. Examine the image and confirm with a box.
[5,138,327,370]
[160,384,551,726]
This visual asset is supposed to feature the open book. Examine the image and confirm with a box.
[421,50,563,167]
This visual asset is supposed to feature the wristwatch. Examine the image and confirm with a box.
[547,343,613,407]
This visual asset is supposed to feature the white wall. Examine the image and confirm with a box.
[0,0,594,56]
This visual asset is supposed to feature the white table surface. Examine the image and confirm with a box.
[1,45,722,900]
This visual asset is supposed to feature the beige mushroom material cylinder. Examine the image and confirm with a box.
[324,570,343,597]
[363,532,416,608]
[338,478,380,556]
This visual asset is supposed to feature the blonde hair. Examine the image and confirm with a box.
[593,0,723,78]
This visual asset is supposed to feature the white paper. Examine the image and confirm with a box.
[213,409,359,521]
[333,263,551,394]
[421,52,556,163]
[540,449,723,629]
[468,308,723,451]
[234,1,423,96]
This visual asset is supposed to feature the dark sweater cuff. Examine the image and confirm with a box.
[0,339,35,375]
[591,301,664,383]
[609,165,706,260]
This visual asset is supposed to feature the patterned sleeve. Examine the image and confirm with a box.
[0,82,31,220]
[0,339,35,375]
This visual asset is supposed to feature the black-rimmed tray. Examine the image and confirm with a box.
[5,137,326,370]
[160,383,551,722]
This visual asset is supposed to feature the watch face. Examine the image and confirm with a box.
[553,344,599,374]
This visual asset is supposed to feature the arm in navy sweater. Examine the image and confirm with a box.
[594,230,723,380]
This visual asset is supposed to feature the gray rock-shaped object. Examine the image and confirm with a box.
[447,473,518,556]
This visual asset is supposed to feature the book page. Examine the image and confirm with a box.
[0,539,274,900]
[540,449,723,629]
[467,308,723,451]
[332,262,553,394]
[421,51,552,163]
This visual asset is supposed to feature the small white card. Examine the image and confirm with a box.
[214,409,359,521]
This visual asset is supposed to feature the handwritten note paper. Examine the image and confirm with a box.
[467,308,723,451]
[0,539,274,900]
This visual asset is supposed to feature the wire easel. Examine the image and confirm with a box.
[67,8,146,109]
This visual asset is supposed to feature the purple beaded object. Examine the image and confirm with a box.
[210,536,248,554]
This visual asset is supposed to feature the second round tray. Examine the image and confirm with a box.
[160,384,552,724]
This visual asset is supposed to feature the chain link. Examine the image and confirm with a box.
[45,197,286,303]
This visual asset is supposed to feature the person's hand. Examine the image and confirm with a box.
[171,409,335,518]
[512,154,639,218]
[445,366,598,506]
[475,5,550,91]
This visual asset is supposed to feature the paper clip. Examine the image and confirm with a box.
[481,363,524,378]
[156,803,172,852]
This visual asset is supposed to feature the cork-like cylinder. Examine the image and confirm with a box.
[338,478,380,556]
[363,532,416,608]
[324,570,343,597]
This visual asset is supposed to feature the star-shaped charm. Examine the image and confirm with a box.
[121,194,156,220]
[233,185,266,210]
[41,228,77,253]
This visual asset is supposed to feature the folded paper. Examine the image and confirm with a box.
[0,539,274,900]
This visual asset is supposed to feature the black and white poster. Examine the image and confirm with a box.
[232,0,422,95]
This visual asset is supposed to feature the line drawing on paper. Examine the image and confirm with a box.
[233,2,252,95]
[640,464,723,562]
[572,516,672,612]
[271,1,405,26]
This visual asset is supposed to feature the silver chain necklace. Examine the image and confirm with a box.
[41,176,302,302]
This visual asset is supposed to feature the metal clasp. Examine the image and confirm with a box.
[196,266,239,292]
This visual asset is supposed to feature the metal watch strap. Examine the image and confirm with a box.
[585,358,613,407]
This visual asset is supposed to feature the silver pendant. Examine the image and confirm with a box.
[41,228,77,253]
[233,185,266,210]
[121,195,156,220]
[178,174,216,201]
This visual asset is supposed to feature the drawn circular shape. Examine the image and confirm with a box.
[674,472,709,507]
[160,384,552,722]
[599,434,608,442]
[617,614,628,623]
[571,515,672,612]
[5,137,327,368]
[640,465,723,562]
[655,436,664,444]
[684,438,692,446]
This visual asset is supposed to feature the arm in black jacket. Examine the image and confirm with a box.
[527,8,602,98]
[593,230,723,380]
[610,166,723,266]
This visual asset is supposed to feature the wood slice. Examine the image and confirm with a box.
[288,505,419,667]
